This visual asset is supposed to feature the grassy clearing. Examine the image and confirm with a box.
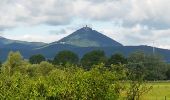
[142,81,170,100]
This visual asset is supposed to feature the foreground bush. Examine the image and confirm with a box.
[0,64,127,99]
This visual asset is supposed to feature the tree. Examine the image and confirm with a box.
[0,61,2,72]
[144,54,167,80]
[127,51,167,81]
[127,51,153,100]
[0,61,2,68]
[127,51,147,80]
[36,61,54,76]
[107,53,127,66]
[29,54,46,64]
[2,51,24,76]
[81,50,107,70]
[166,68,170,80]
[53,50,79,66]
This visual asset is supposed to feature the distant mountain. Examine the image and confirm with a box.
[55,26,122,47]
[1,28,170,63]
[0,36,46,49]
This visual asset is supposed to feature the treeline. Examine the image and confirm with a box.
[28,50,170,81]
[0,50,169,99]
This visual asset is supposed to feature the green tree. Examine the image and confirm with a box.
[0,61,2,72]
[2,51,24,76]
[107,53,127,66]
[0,61,2,68]
[53,50,79,66]
[166,68,170,80]
[145,54,167,80]
[127,51,153,100]
[81,50,107,70]
[127,51,167,80]
[35,61,54,76]
[29,54,46,64]
[127,51,147,80]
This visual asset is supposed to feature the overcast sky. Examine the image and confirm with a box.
[0,0,170,49]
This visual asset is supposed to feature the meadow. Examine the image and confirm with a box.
[142,81,170,100]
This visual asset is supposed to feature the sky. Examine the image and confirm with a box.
[0,0,170,49]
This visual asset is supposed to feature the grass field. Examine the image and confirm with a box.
[141,81,170,100]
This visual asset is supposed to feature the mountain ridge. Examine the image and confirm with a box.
[1,27,170,62]
[0,36,46,49]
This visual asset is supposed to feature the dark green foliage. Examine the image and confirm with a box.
[53,50,79,65]
[127,52,153,100]
[107,53,127,66]
[81,50,107,70]
[0,61,2,68]
[29,54,45,64]
[144,54,167,80]
[127,52,146,80]
[0,61,2,73]
[47,59,53,64]
[127,51,167,81]
[166,68,170,80]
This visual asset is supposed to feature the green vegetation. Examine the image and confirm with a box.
[81,50,107,70]
[0,61,2,68]
[166,68,170,80]
[0,50,170,99]
[29,54,46,64]
[142,82,170,100]
[127,51,168,81]
[107,53,127,66]
[0,52,127,99]
[53,50,79,65]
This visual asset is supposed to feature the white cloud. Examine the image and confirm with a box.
[1,0,170,49]
[1,0,170,29]
[6,33,69,43]
[0,0,75,29]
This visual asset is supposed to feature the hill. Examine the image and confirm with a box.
[0,36,46,49]
[55,26,122,47]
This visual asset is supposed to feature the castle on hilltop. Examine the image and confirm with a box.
[83,25,92,31]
